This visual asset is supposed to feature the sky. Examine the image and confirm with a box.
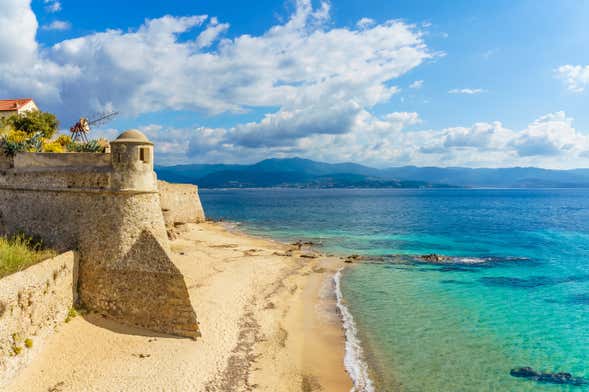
[1,0,588,168]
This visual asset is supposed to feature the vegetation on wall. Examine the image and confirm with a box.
[0,235,57,279]
[0,111,109,156]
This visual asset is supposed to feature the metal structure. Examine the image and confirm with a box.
[70,112,118,142]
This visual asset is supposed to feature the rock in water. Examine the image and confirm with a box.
[510,367,588,386]
[419,254,451,263]
[510,367,541,378]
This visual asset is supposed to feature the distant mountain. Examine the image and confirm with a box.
[155,157,589,188]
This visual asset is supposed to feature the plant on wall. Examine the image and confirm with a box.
[0,131,45,156]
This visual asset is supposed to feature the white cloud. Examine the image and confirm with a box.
[6,0,586,169]
[132,111,589,169]
[448,88,485,95]
[409,80,423,89]
[510,111,581,157]
[556,64,589,93]
[44,0,61,13]
[42,20,71,31]
[0,0,38,64]
[356,17,375,29]
[196,17,230,49]
[0,0,431,137]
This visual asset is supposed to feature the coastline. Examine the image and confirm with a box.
[6,221,353,391]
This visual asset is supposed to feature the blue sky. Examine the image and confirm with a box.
[2,0,589,167]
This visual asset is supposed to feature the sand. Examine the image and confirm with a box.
[6,222,352,392]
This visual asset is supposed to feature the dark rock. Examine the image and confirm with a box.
[419,254,451,263]
[510,367,588,386]
[510,367,541,378]
[344,254,363,263]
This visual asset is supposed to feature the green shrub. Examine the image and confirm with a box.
[66,139,107,153]
[24,338,33,348]
[0,111,59,139]
[0,235,57,278]
[65,307,78,323]
[0,131,45,156]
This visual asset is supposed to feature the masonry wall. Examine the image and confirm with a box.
[0,187,199,339]
[0,252,76,388]
[158,180,206,227]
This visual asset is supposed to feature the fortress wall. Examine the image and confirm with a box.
[0,178,199,339]
[76,192,199,338]
[13,152,111,169]
[158,180,206,226]
[0,132,202,341]
[0,251,76,387]
[0,170,111,191]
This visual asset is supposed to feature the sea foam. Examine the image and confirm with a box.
[333,268,375,392]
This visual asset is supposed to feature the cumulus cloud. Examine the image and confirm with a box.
[510,111,581,157]
[556,65,589,93]
[415,111,589,168]
[448,88,485,94]
[356,17,375,29]
[42,20,70,31]
[0,0,431,130]
[44,0,61,13]
[132,111,589,168]
[409,80,423,89]
[196,17,229,48]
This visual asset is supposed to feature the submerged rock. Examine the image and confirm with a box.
[419,254,451,263]
[344,254,363,263]
[510,367,588,386]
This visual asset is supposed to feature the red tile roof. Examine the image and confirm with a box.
[0,98,34,112]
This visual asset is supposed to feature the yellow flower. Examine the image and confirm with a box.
[6,130,29,144]
[42,141,64,153]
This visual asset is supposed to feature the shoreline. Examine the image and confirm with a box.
[6,221,354,391]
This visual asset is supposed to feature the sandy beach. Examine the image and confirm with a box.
[6,222,352,392]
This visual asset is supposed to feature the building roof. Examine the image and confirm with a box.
[112,129,153,144]
[0,98,35,112]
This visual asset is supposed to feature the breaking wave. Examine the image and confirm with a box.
[333,268,375,392]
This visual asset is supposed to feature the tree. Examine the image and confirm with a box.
[1,111,59,139]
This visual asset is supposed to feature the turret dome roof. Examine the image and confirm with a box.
[112,129,153,144]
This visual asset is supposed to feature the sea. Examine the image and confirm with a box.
[200,188,589,392]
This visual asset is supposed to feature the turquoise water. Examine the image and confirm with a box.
[201,189,589,391]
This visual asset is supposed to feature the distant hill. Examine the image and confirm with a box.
[155,157,589,189]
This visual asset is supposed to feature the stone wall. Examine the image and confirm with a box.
[0,131,202,341]
[0,252,76,388]
[0,187,199,339]
[158,180,206,227]
[14,152,111,169]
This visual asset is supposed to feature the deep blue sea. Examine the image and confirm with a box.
[200,188,589,391]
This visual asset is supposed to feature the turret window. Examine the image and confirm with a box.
[139,147,151,163]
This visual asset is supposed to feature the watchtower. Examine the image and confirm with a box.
[110,129,156,192]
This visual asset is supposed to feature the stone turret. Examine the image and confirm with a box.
[110,129,156,192]
[0,130,200,340]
